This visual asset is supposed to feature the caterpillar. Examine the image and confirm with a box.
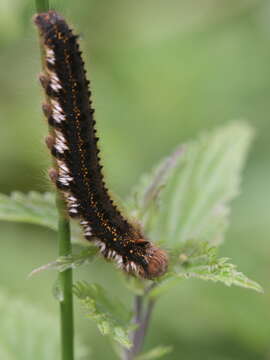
[34,11,168,279]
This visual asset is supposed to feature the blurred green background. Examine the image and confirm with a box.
[1,0,270,359]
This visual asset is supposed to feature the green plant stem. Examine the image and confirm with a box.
[35,0,49,12]
[57,194,74,360]
[34,1,74,359]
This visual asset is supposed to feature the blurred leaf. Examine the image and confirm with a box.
[0,289,88,359]
[126,146,185,234]
[127,121,254,247]
[73,281,132,349]
[135,345,173,360]
[0,191,56,229]
[0,191,85,244]
[149,242,263,298]
[29,246,98,277]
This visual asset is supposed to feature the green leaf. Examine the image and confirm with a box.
[29,246,98,277]
[126,146,184,234]
[0,191,57,230]
[73,281,132,348]
[0,289,88,360]
[0,191,86,244]
[135,345,173,360]
[127,121,254,247]
[149,242,263,297]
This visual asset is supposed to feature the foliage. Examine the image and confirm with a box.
[0,289,88,360]
[149,241,263,299]
[29,246,98,276]
[0,122,262,357]
[73,281,132,349]
[0,191,85,244]
[173,242,262,292]
[0,191,57,230]
[127,121,254,247]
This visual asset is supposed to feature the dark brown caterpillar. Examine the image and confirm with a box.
[34,11,168,279]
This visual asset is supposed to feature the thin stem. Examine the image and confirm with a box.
[133,299,155,355]
[133,295,143,326]
[123,286,157,360]
[34,2,74,360]
[131,295,144,354]
[57,194,74,360]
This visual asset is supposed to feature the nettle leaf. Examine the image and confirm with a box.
[29,246,98,277]
[0,191,85,244]
[126,146,184,234]
[127,122,254,247]
[0,191,57,230]
[149,242,263,298]
[135,345,173,360]
[0,289,88,360]
[73,281,132,348]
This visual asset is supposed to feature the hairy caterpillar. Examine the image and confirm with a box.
[34,11,168,279]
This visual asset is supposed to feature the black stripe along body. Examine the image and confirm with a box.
[34,11,168,279]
